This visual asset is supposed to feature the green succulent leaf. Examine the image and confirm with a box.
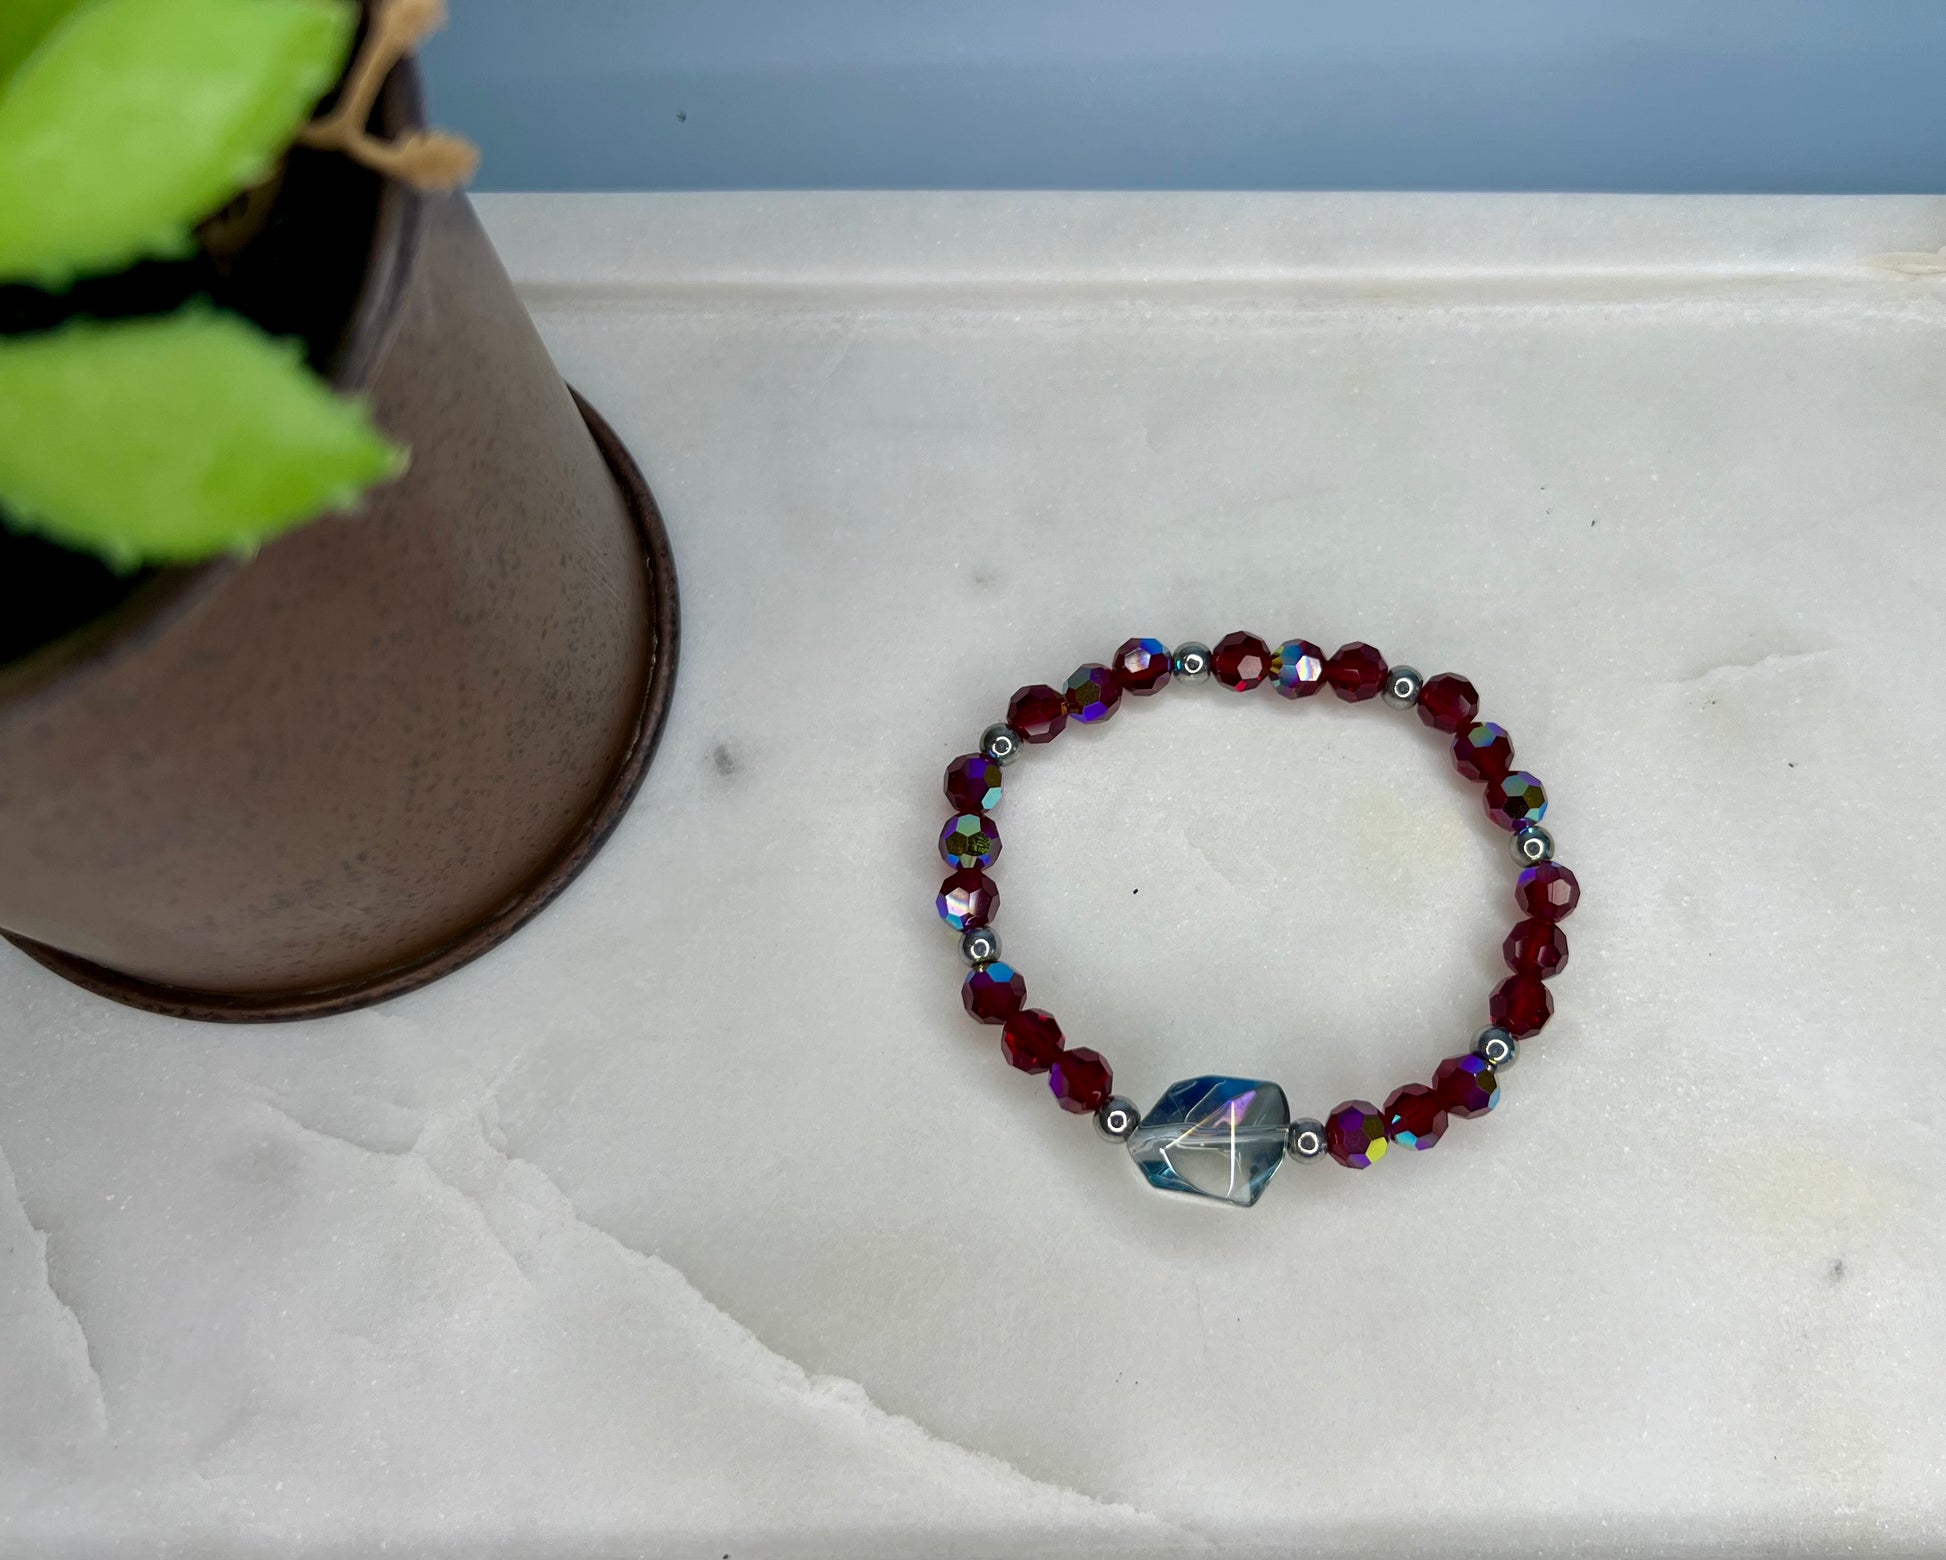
[0,0,85,87]
[0,0,358,286]
[0,309,406,568]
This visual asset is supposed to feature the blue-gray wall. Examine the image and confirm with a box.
[424,2,1946,193]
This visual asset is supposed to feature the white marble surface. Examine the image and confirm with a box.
[7,192,1946,1557]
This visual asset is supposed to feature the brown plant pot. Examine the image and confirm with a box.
[0,59,678,1022]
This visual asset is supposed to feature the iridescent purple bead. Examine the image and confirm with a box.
[937,868,999,930]
[1484,771,1547,831]
[1270,638,1326,699]
[944,753,1003,812]
[1064,663,1123,723]
[1433,1053,1500,1118]
[939,813,1000,869]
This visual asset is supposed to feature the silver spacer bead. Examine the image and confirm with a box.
[1381,665,1424,710]
[980,723,1023,767]
[1095,1096,1140,1142]
[1474,1026,1518,1069]
[959,926,1002,967]
[1286,1117,1327,1161]
[1171,642,1212,682]
[1511,824,1555,865]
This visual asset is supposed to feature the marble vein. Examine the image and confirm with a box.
[0,1135,107,1440]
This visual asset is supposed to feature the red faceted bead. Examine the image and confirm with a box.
[1064,663,1122,723]
[1324,642,1388,702]
[1516,862,1580,922]
[1384,1083,1447,1151]
[1112,637,1173,695]
[1433,1053,1500,1118]
[1489,973,1554,1039]
[1503,917,1569,978]
[1452,721,1514,782]
[1050,1047,1113,1113]
[1484,771,1547,831]
[943,753,1003,812]
[1007,684,1068,744]
[1001,1008,1065,1074]
[1211,631,1272,691]
[1325,1100,1389,1168]
[937,867,999,930]
[939,812,1000,869]
[1416,673,1479,733]
[1270,638,1326,699]
[962,960,1026,1025]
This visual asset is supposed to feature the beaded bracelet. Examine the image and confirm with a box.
[935,633,1580,1209]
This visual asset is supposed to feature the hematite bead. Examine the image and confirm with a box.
[959,926,1002,967]
[1325,642,1389,702]
[1063,663,1122,723]
[1503,916,1569,978]
[1211,631,1272,691]
[1007,684,1068,744]
[1095,1096,1140,1142]
[1489,973,1554,1038]
[1050,1047,1113,1114]
[1433,1052,1501,1117]
[1485,771,1547,831]
[939,812,1000,869]
[1001,1008,1063,1073]
[1270,638,1326,699]
[1381,665,1424,710]
[1171,642,1212,681]
[1473,1026,1519,1068]
[1286,1117,1327,1160]
[1113,637,1173,695]
[980,723,1022,766]
[963,960,1026,1024]
[936,867,999,930]
[944,753,1003,812]
[1511,824,1555,865]
[1325,1100,1389,1168]
[1127,1076,1290,1206]
[1452,721,1514,782]
[1417,672,1480,733]
[1384,1082,1448,1150]
[1516,861,1580,921]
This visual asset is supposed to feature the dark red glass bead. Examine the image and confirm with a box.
[1050,1047,1113,1113]
[1416,673,1480,733]
[1063,663,1122,723]
[1324,1100,1389,1168]
[1489,973,1554,1039]
[1007,684,1068,744]
[1516,862,1580,922]
[1484,771,1547,831]
[1452,721,1514,782]
[1001,1008,1065,1074]
[962,960,1026,1024]
[1503,917,1569,978]
[937,867,999,930]
[1112,636,1173,695]
[1384,1083,1448,1151]
[1270,638,1326,699]
[1432,1053,1500,1118]
[939,813,1000,868]
[1211,631,1272,691]
[1324,642,1388,702]
[944,753,1003,812]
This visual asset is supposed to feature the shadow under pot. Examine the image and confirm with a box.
[0,57,678,1022]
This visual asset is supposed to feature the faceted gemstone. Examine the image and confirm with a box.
[1489,973,1554,1039]
[1325,1100,1389,1168]
[937,867,999,930]
[1001,1008,1064,1073]
[1127,1076,1291,1207]
[1270,638,1326,699]
[1484,771,1547,831]
[1384,1083,1448,1150]
[1211,631,1272,691]
[1050,1047,1113,1114]
[1112,636,1173,695]
[963,960,1026,1024]
[1516,861,1581,922]
[1432,1053,1500,1118]
[944,753,1003,812]
[1503,917,1569,978]
[1452,721,1514,782]
[1063,663,1122,723]
[938,812,1000,869]
[1325,642,1388,702]
[1007,683,1068,744]
[1416,673,1480,733]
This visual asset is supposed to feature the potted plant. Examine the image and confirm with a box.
[0,0,679,1020]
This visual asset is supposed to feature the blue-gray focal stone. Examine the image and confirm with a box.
[1128,1076,1291,1207]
